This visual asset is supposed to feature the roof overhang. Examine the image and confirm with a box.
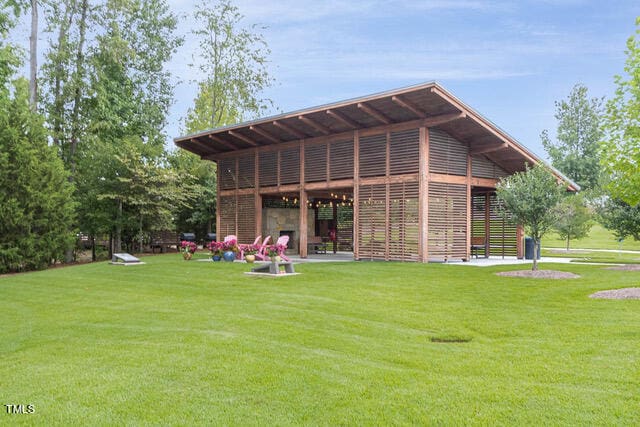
[174,81,579,191]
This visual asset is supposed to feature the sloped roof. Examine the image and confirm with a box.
[174,81,578,191]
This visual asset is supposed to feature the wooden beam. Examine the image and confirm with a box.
[429,173,467,185]
[470,177,499,187]
[187,138,216,156]
[299,189,308,257]
[249,125,280,144]
[273,120,306,139]
[353,130,360,260]
[466,153,472,261]
[326,109,360,129]
[298,115,330,135]
[423,111,466,128]
[357,102,391,124]
[392,95,425,118]
[228,130,257,147]
[470,142,508,155]
[208,134,239,151]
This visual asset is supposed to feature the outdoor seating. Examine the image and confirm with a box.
[276,235,290,261]
[239,235,262,260]
[307,236,328,254]
[470,236,486,258]
[254,235,272,261]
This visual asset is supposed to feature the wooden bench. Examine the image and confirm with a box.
[150,231,178,253]
[307,236,328,254]
[470,236,486,258]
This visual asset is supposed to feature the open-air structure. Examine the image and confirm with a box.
[175,82,577,262]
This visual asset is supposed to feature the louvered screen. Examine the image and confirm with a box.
[218,195,237,237]
[259,151,277,187]
[388,182,419,261]
[359,133,387,177]
[390,129,419,175]
[471,193,488,257]
[280,147,300,185]
[329,140,354,180]
[305,144,327,182]
[237,155,255,189]
[357,184,387,260]
[428,182,467,261]
[489,193,517,257]
[219,158,236,190]
[471,155,509,179]
[236,195,256,243]
[337,204,353,251]
[429,129,468,176]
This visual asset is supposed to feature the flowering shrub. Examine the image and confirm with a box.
[267,243,287,257]
[208,241,223,256]
[240,243,259,255]
[180,240,197,254]
[222,238,238,253]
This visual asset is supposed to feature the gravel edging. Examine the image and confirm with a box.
[590,288,640,299]
[496,270,580,279]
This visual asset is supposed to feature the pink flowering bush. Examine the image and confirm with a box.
[207,241,223,256]
[222,238,238,253]
[240,243,259,255]
[180,240,197,254]
[267,243,286,257]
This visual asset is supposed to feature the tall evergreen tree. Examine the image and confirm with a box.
[541,84,604,191]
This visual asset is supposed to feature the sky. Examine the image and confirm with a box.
[11,0,640,160]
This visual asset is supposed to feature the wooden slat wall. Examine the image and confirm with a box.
[236,194,256,243]
[305,143,327,182]
[471,154,509,179]
[428,182,467,261]
[219,158,236,190]
[329,140,354,180]
[471,193,488,257]
[489,193,517,257]
[237,155,255,189]
[359,134,386,177]
[429,128,468,176]
[280,147,300,185]
[388,182,419,261]
[337,204,353,251]
[357,184,387,260]
[218,195,237,238]
[259,151,277,187]
[390,129,420,175]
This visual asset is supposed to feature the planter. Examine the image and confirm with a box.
[245,254,256,264]
[270,255,281,263]
[223,251,236,262]
[212,254,222,262]
[183,252,193,260]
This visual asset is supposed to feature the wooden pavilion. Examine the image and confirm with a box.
[175,82,577,262]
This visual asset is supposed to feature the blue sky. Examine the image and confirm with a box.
[168,0,639,160]
[9,1,640,160]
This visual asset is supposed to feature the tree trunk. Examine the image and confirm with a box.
[29,0,38,111]
[91,235,96,262]
[532,239,539,271]
[114,199,122,253]
[69,0,89,179]
[139,215,144,254]
[566,236,570,251]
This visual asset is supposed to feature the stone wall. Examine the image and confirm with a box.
[262,208,315,254]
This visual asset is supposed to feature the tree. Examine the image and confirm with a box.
[553,194,593,251]
[29,0,37,110]
[541,84,604,191]
[0,78,76,273]
[601,17,640,206]
[186,0,274,131]
[598,198,640,242]
[496,164,565,270]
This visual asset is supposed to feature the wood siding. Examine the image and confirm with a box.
[428,182,468,261]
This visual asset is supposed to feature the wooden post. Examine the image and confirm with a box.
[299,143,307,258]
[516,223,524,259]
[385,132,390,260]
[418,127,429,262]
[353,131,360,260]
[254,151,262,238]
[465,153,472,261]
[333,200,338,254]
[216,160,221,238]
[485,193,491,257]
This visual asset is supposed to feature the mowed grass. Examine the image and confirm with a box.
[1,255,639,425]
[544,223,640,251]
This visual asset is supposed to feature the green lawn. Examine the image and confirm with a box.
[544,223,640,251]
[2,255,639,425]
